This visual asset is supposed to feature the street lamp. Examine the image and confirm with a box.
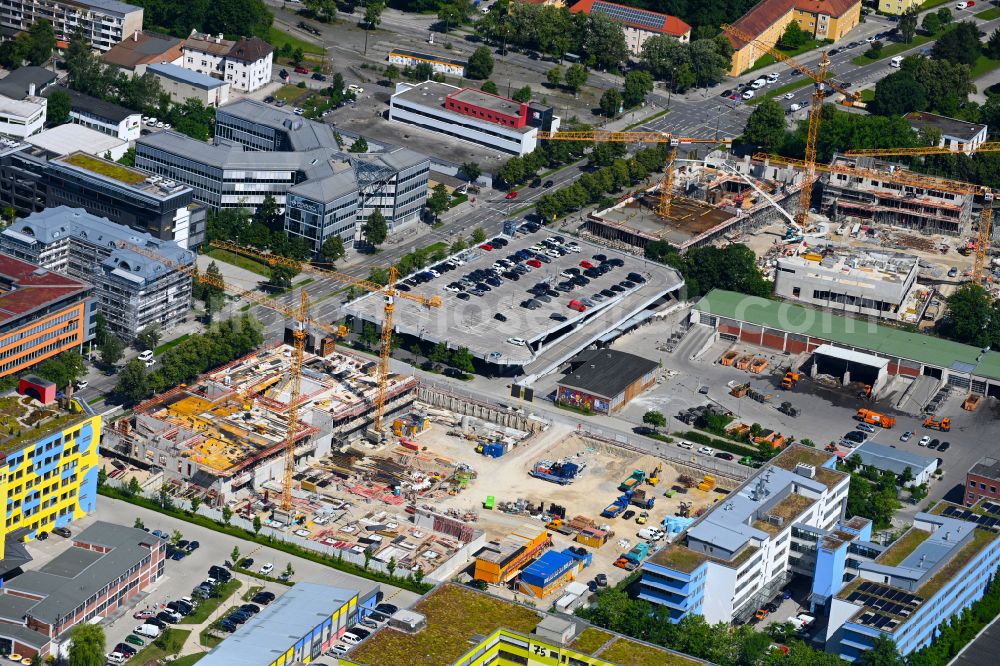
[667,67,675,109]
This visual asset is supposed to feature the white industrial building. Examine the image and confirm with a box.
[388,80,560,156]
[773,248,920,320]
[851,442,938,487]
[0,96,44,139]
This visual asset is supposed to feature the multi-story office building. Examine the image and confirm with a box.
[388,80,560,155]
[135,100,430,251]
[0,0,144,51]
[640,446,853,624]
[825,503,1000,659]
[0,254,95,379]
[0,206,193,342]
[773,248,920,320]
[0,521,164,659]
[0,145,205,248]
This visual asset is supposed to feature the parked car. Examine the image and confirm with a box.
[937,441,951,452]
[294,66,310,74]
[52,526,71,538]
[919,435,931,446]
[505,191,518,200]
[900,431,913,442]
[259,563,274,575]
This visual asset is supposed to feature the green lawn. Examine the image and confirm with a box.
[199,626,224,649]
[971,54,1000,78]
[171,655,206,666]
[860,88,875,102]
[178,580,242,624]
[746,77,817,105]
[920,0,953,8]
[129,629,191,664]
[851,34,935,65]
[266,27,324,54]
[747,39,833,72]
[273,84,307,104]
[976,6,1000,18]
[155,333,190,355]
[205,248,271,278]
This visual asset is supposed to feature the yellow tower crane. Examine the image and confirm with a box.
[119,241,354,514]
[535,130,731,219]
[722,24,860,228]
[844,144,1000,284]
[207,240,442,432]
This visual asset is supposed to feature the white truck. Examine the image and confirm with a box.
[791,613,816,631]
[134,623,161,638]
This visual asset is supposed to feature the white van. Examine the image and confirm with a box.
[638,528,664,542]
[751,78,767,89]
[890,56,904,68]
[135,623,161,638]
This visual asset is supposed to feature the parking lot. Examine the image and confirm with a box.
[344,224,683,369]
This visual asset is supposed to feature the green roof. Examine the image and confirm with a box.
[694,290,1000,380]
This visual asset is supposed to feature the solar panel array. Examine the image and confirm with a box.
[981,501,1000,516]
[592,1,666,31]
[848,581,923,630]
[941,505,1000,529]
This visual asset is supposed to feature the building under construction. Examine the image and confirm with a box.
[103,343,417,502]
[583,152,803,253]
[819,154,975,236]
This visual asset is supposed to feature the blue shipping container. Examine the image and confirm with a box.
[521,550,577,588]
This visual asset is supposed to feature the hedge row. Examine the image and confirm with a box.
[98,485,433,594]
[680,430,759,459]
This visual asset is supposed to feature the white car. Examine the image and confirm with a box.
[783,92,795,99]
[698,446,714,455]
[919,436,931,446]
[260,562,274,575]
[676,441,693,450]
[348,84,364,94]
[144,358,156,368]
[866,35,878,42]
[138,349,154,361]
[329,644,351,655]
[74,380,88,390]
[146,117,158,125]
[506,337,526,346]
[751,78,767,89]
[957,1,969,7]
[567,245,581,253]
[742,90,755,100]
[766,72,780,82]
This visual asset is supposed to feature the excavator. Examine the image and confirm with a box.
[647,464,663,487]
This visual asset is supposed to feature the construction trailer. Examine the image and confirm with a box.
[575,527,611,548]
[473,524,550,584]
[518,548,591,599]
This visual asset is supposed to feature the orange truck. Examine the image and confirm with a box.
[923,416,951,431]
[856,408,896,429]
[780,372,801,390]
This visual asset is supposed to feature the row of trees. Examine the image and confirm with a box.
[129,0,272,38]
[533,144,669,222]
[114,315,263,405]
[496,130,594,188]
[599,70,654,117]
[871,55,975,118]
[645,242,772,299]
[639,34,732,92]
[205,199,312,262]
[477,3,629,71]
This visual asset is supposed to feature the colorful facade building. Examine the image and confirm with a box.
[474,524,551,584]
[726,0,861,74]
[0,254,95,380]
[556,349,658,415]
[569,0,691,54]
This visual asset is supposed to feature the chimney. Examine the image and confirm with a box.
[28,83,35,97]
[133,30,138,41]
[216,33,224,43]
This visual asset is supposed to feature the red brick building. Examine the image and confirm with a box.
[966,458,1000,506]
[0,521,165,658]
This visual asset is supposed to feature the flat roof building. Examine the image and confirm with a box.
[905,111,988,152]
[389,80,560,155]
[0,206,193,342]
[773,247,921,321]
[0,67,56,101]
[556,349,658,415]
[0,0,143,51]
[0,253,95,379]
[852,442,938,487]
[198,583,378,666]
[0,521,164,658]
[147,62,229,107]
[44,87,142,142]
[26,124,128,161]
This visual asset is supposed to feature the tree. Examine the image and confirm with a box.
[988,28,1000,59]
[231,545,241,564]
[170,529,182,545]
[932,21,981,65]
[413,566,425,584]
[35,351,86,391]
[221,505,233,525]
[899,7,919,43]
[360,322,379,349]
[269,264,296,291]
[158,485,174,510]
[564,63,588,93]
[321,235,346,264]
[99,333,124,366]
[46,89,71,125]
[922,12,941,34]
[468,46,495,79]
[742,99,787,152]
[127,477,142,496]
[429,341,449,366]
[386,556,397,577]
[871,71,927,116]
[780,20,808,49]
[941,283,994,345]
[642,410,666,429]
[24,19,55,66]
[471,227,487,243]
[115,359,148,404]
[69,622,105,666]
[190,496,202,514]
[480,80,499,94]
[384,63,400,82]
[599,87,622,117]
[583,13,628,70]
[938,6,954,24]
[135,326,160,352]
[865,41,883,59]
[856,636,903,666]
[450,347,475,373]
[303,0,336,22]
[450,237,467,253]
[364,0,384,28]
[512,85,532,102]
[426,183,450,220]
[623,70,653,108]
[348,136,368,153]
[363,210,388,246]
[459,162,481,182]
[284,562,294,578]
[252,515,262,534]
[546,65,563,87]
[363,548,372,570]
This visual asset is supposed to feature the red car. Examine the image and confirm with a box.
[505,191,518,200]
[479,243,493,251]
[294,66,310,74]
[527,259,542,268]
[580,260,594,269]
